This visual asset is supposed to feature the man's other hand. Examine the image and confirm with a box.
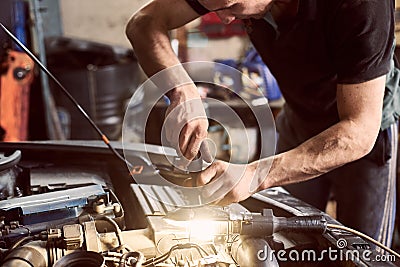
[193,160,261,206]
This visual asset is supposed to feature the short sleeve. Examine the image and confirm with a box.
[330,0,394,84]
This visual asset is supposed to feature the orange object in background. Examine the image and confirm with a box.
[0,50,34,141]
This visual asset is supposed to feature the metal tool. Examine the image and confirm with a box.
[0,22,143,175]
[165,205,327,236]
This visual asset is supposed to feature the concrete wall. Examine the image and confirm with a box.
[59,0,247,61]
[60,0,149,47]
[59,0,400,58]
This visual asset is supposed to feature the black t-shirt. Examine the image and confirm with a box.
[245,0,395,134]
[184,0,399,134]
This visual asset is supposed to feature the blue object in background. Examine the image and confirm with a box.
[214,59,243,94]
[214,49,281,101]
[243,48,282,101]
[12,0,28,51]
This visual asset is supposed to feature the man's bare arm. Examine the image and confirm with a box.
[126,0,210,162]
[126,0,199,76]
[259,75,385,188]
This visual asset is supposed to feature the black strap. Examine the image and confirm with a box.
[185,0,210,15]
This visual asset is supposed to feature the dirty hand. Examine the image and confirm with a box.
[193,160,264,206]
[164,85,211,167]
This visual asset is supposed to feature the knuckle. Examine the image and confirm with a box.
[194,133,207,140]
[179,129,190,139]
[188,149,199,158]
[192,129,207,140]
[215,161,225,169]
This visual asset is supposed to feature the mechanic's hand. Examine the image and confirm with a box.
[164,85,211,167]
[193,160,263,206]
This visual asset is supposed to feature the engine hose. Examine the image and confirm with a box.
[119,251,144,267]
[1,241,47,267]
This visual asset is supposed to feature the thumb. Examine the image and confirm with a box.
[193,163,218,186]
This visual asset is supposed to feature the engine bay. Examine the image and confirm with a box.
[0,141,395,267]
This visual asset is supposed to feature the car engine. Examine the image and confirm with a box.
[0,141,395,267]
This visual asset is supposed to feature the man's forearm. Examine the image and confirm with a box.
[256,76,385,189]
[126,12,180,77]
[257,119,378,189]
[126,0,200,80]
